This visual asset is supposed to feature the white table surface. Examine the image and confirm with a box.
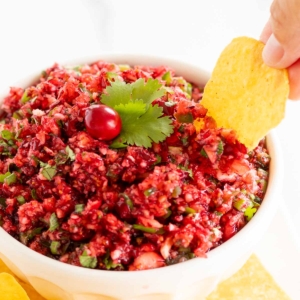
[0,0,300,298]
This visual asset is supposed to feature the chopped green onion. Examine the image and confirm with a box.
[20,227,42,245]
[217,141,224,155]
[163,208,172,219]
[162,71,172,85]
[49,213,59,232]
[72,65,82,72]
[0,198,6,207]
[178,165,193,178]
[1,130,14,140]
[132,224,157,234]
[254,196,262,203]
[176,113,194,124]
[118,64,130,71]
[178,124,185,133]
[185,207,196,214]
[144,187,156,197]
[75,204,84,213]
[4,173,17,185]
[0,172,17,185]
[156,228,165,235]
[233,199,246,211]
[186,82,192,98]
[106,72,119,81]
[17,195,26,205]
[31,189,37,200]
[178,247,191,254]
[200,148,208,158]
[120,193,134,209]
[0,172,12,183]
[155,155,162,164]
[21,90,31,104]
[56,120,63,128]
[50,241,61,255]
[181,137,189,146]
[103,250,124,270]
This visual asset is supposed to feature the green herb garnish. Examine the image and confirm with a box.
[217,141,224,155]
[31,189,37,199]
[200,148,208,158]
[50,241,61,255]
[132,224,165,234]
[49,213,59,232]
[103,251,124,270]
[16,195,26,205]
[65,146,75,161]
[75,204,84,213]
[20,228,42,245]
[144,187,156,197]
[101,79,173,148]
[185,207,196,214]
[21,90,31,104]
[40,163,57,181]
[55,146,75,165]
[1,130,14,140]
[79,250,97,269]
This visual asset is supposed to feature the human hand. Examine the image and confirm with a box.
[260,0,300,100]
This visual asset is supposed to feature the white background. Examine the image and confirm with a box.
[0,0,300,298]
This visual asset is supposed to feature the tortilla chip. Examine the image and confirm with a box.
[207,254,290,299]
[0,259,45,300]
[201,36,289,149]
[0,272,30,300]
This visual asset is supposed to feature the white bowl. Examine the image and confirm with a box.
[0,55,283,300]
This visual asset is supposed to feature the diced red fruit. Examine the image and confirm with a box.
[129,252,165,271]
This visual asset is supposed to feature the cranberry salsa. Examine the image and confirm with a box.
[0,61,269,271]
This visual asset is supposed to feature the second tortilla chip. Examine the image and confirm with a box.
[201,36,289,149]
[0,272,30,300]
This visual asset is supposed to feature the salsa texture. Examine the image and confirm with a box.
[0,61,269,271]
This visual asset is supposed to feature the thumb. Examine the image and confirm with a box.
[262,0,300,68]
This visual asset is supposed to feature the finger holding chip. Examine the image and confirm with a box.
[201,36,289,150]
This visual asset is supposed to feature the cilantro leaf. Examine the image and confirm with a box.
[101,78,173,148]
[101,80,132,107]
[21,89,31,104]
[131,78,166,106]
[101,78,166,108]
[111,103,173,148]
[49,213,59,231]
[41,165,57,181]
[1,130,14,140]
[79,250,98,269]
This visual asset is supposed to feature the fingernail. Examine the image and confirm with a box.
[262,34,285,66]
